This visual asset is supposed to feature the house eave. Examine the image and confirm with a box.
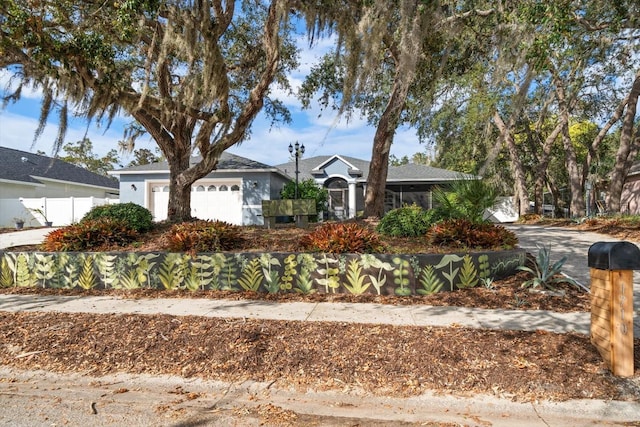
[0,177,45,188]
[111,168,290,180]
[385,177,468,183]
[32,176,119,193]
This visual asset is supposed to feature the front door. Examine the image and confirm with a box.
[325,178,348,220]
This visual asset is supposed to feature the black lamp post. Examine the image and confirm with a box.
[288,141,305,199]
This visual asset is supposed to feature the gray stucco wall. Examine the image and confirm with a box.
[118,173,156,206]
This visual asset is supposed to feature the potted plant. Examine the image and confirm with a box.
[30,207,53,227]
[13,217,25,230]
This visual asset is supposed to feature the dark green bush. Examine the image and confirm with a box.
[82,202,153,232]
[280,178,328,222]
[41,218,138,251]
[377,205,438,237]
[426,219,518,250]
[300,222,385,253]
[165,220,242,252]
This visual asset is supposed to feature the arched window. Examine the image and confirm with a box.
[208,185,217,191]
[195,185,205,192]
[325,177,348,189]
[230,184,240,191]
[162,186,169,192]
[219,185,228,191]
[152,186,162,192]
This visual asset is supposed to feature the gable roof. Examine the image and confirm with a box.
[112,152,287,177]
[276,155,472,182]
[0,146,119,190]
[277,155,370,181]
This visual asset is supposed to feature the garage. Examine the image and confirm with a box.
[149,179,243,224]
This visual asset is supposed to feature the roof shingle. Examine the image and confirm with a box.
[0,146,119,189]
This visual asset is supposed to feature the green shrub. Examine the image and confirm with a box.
[41,218,138,251]
[165,220,242,252]
[433,177,498,223]
[82,202,153,232]
[377,205,438,237]
[426,219,518,249]
[280,178,328,222]
[300,222,385,253]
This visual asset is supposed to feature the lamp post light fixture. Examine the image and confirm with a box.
[288,141,305,199]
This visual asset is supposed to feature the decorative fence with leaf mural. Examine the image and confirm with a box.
[0,249,525,295]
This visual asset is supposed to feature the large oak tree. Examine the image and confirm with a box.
[300,0,496,217]
[1,0,296,221]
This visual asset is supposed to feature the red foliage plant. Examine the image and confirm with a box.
[41,218,139,252]
[165,220,242,252]
[300,222,386,253]
[426,219,518,250]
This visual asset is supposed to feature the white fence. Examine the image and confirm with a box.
[0,197,119,228]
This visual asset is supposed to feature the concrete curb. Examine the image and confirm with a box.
[1,368,637,427]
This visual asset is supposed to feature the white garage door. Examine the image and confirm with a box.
[150,180,243,224]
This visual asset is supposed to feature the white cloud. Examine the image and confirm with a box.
[0,108,155,159]
[0,70,43,100]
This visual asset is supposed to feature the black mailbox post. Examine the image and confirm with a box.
[588,241,640,377]
[588,241,640,270]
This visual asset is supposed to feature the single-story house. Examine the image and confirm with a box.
[0,146,120,227]
[621,161,640,215]
[276,154,471,220]
[111,152,471,225]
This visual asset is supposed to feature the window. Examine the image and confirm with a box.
[230,184,240,191]
[195,185,205,192]
[152,186,162,192]
[208,185,217,191]
[162,186,169,192]
[219,185,228,191]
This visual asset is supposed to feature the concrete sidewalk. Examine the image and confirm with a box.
[0,293,595,334]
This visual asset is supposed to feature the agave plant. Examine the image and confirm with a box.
[517,245,578,290]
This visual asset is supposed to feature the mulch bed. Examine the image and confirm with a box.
[2,311,639,403]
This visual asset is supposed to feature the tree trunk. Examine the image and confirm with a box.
[364,121,393,218]
[532,121,564,215]
[546,178,563,218]
[492,111,530,216]
[363,1,421,218]
[167,148,193,222]
[552,73,585,217]
[561,121,585,217]
[608,70,640,212]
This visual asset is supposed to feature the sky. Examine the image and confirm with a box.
[0,37,427,168]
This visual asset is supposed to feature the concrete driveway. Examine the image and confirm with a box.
[507,224,640,288]
[0,227,57,249]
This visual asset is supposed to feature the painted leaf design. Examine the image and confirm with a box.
[457,254,479,289]
[344,259,370,295]
[238,258,262,292]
